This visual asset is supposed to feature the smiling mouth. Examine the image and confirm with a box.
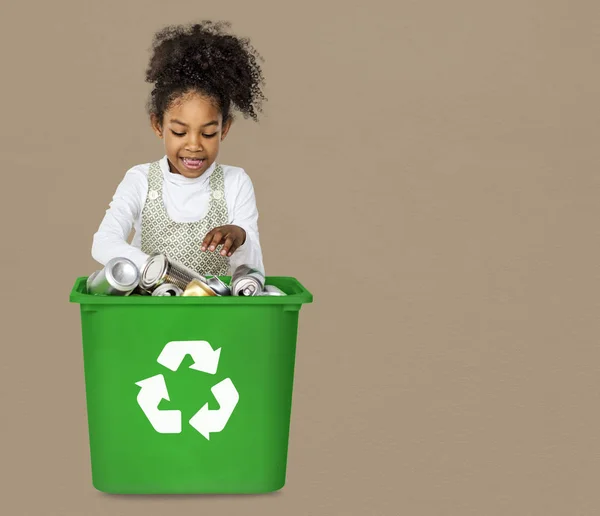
[181,157,205,170]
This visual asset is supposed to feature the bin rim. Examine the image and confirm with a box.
[69,275,313,306]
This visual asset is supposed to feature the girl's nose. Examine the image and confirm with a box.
[186,135,203,151]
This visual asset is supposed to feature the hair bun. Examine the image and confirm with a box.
[145,21,266,122]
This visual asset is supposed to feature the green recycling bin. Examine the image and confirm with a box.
[69,275,313,494]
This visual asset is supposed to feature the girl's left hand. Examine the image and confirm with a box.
[201,225,247,257]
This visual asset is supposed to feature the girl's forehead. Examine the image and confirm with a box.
[169,92,220,117]
[166,99,221,127]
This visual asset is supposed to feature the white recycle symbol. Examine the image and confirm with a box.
[135,340,239,440]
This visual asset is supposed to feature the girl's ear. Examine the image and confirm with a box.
[150,114,163,138]
[220,118,233,141]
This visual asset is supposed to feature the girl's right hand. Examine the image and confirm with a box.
[201,225,247,257]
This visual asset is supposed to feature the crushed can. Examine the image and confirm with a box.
[139,253,204,293]
[86,257,140,296]
[231,264,265,296]
[204,275,231,296]
[182,278,217,297]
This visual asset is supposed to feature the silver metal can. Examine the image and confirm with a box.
[86,257,140,296]
[204,275,231,296]
[86,270,100,292]
[231,264,265,296]
[139,253,204,293]
[152,283,183,296]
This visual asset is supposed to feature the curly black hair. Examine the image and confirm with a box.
[145,21,266,125]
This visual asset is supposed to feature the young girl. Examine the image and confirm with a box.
[91,21,266,278]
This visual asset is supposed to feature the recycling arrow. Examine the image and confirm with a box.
[135,340,238,439]
[157,340,221,374]
[135,374,181,433]
[189,378,239,440]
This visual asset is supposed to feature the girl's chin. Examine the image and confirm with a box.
[178,168,203,177]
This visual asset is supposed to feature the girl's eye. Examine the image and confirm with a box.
[170,131,217,138]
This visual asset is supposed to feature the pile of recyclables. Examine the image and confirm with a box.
[86,253,286,297]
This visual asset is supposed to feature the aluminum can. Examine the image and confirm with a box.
[140,253,204,293]
[152,283,183,296]
[231,264,265,296]
[204,275,231,296]
[86,270,100,292]
[86,257,140,296]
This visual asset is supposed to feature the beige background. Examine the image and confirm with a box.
[1,0,599,514]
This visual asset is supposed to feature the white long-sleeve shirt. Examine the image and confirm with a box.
[91,155,265,275]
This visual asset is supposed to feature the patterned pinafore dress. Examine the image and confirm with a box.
[140,160,230,276]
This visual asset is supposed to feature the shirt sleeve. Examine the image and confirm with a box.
[228,170,266,276]
[91,167,151,272]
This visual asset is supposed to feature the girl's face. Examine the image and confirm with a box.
[151,92,232,179]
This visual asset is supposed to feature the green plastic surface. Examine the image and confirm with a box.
[69,275,313,494]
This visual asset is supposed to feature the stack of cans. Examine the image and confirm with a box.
[85,256,283,298]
